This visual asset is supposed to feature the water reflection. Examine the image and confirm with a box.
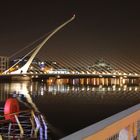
[0,79,140,100]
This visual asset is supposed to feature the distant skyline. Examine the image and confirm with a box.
[0,1,140,64]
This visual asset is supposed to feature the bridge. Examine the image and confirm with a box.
[0,15,139,80]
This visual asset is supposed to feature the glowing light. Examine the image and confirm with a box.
[82,87,85,91]
[99,75,102,77]
[129,87,132,91]
[40,87,44,96]
[57,75,60,78]
[30,85,33,92]
[123,85,127,91]
[41,62,44,65]
[134,87,138,91]
[86,71,90,74]
[122,79,126,84]
[72,71,75,74]
[92,71,95,74]
[16,65,19,68]
[112,85,116,91]
[108,87,111,91]
[118,87,121,91]
[87,87,90,91]
[81,71,85,74]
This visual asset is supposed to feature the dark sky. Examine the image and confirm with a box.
[0,0,140,64]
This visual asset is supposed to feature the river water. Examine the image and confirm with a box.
[0,79,140,139]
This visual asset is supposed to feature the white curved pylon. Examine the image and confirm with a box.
[8,15,75,74]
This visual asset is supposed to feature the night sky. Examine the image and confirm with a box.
[0,1,140,64]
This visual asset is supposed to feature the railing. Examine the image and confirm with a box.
[61,103,140,140]
[0,109,47,139]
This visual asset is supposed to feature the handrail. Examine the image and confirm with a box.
[0,109,31,124]
[40,115,47,139]
[0,107,47,139]
[31,111,40,138]
[61,103,140,140]
[30,115,36,136]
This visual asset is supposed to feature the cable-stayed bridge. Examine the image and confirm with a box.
[0,15,140,80]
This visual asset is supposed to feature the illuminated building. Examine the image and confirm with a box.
[0,56,9,73]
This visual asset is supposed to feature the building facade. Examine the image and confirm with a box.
[0,56,9,73]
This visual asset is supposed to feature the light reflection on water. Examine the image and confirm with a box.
[0,80,140,100]
[0,80,140,139]
[0,82,139,94]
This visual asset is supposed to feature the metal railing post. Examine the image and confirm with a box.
[14,114,24,138]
